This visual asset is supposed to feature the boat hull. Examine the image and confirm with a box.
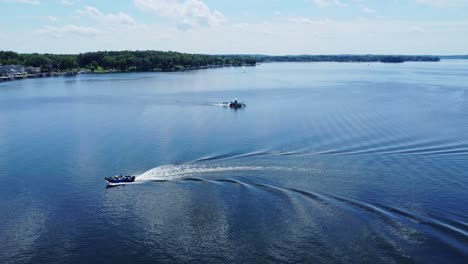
[228,103,245,109]
[105,175,136,183]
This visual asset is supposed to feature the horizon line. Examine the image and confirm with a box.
[2,50,467,57]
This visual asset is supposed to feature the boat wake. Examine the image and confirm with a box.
[106,163,319,188]
[212,101,246,108]
[134,164,316,183]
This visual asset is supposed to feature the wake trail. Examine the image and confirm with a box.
[135,164,319,182]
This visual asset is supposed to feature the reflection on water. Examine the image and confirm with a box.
[0,61,467,264]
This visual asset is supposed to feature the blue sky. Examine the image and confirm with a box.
[1,0,468,54]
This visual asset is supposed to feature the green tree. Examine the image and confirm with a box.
[117,59,127,71]
[58,57,78,70]
[102,56,117,69]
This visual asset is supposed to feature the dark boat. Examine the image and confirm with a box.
[105,174,136,183]
[228,100,246,109]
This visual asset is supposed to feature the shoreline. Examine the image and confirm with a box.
[0,64,254,83]
[1,58,453,83]
[0,71,79,82]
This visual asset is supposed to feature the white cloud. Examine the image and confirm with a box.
[77,6,137,26]
[5,0,40,4]
[10,19,468,55]
[47,16,57,22]
[134,0,225,29]
[60,0,74,5]
[6,1,468,55]
[288,17,331,25]
[415,0,468,7]
[32,6,143,46]
[312,0,347,8]
[362,7,377,14]
[409,26,425,33]
[37,25,99,37]
[232,23,249,29]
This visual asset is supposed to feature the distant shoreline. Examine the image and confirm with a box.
[255,55,440,63]
[0,63,260,83]
[0,59,447,83]
[0,51,450,83]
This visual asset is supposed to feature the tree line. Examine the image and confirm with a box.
[0,51,440,73]
[0,50,257,72]
[254,54,440,63]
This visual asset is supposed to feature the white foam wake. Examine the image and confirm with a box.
[135,164,319,182]
[136,165,263,182]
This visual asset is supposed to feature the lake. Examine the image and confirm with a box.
[0,61,467,264]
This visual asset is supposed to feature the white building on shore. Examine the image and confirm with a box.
[0,65,26,77]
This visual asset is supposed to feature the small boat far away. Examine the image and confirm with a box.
[224,99,246,109]
[105,174,136,184]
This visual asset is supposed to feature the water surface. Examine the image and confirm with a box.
[0,61,467,263]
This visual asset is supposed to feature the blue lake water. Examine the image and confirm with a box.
[0,61,467,263]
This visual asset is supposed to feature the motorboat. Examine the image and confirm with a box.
[227,100,246,109]
[105,174,136,183]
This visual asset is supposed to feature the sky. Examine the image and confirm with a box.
[1,0,468,55]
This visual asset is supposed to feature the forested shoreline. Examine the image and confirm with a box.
[0,50,441,77]
[254,54,440,63]
[0,50,257,73]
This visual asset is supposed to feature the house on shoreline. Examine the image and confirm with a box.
[0,65,54,81]
[25,66,41,74]
[0,65,26,77]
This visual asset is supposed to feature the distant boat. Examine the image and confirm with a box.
[226,99,246,109]
[105,174,136,183]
